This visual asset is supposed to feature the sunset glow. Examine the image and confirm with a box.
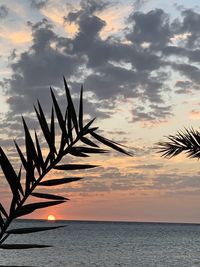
[47,214,56,221]
[1,0,200,224]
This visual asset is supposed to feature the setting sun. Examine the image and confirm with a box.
[47,214,56,221]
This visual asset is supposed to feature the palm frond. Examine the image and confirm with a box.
[157,128,200,159]
[63,77,79,133]
[0,78,132,249]
[39,177,82,186]
[31,192,69,200]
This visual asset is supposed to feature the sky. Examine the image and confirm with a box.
[1,0,200,223]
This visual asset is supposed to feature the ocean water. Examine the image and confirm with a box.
[0,220,200,267]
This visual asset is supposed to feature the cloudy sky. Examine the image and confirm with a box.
[0,0,200,223]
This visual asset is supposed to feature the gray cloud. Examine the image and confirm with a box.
[127,8,171,50]
[0,5,9,19]
[172,9,200,48]
[30,0,49,9]
[5,19,85,115]
[133,0,149,11]
[152,173,200,192]
[173,63,200,84]
[41,168,200,196]
[3,2,200,130]
[175,80,195,94]
[134,164,163,170]
[4,1,200,201]
[163,45,186,57]
[131,104,172,123]
[65,0,108,23]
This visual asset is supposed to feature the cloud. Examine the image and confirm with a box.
[98,3,132,39]
[157,174,200,190]
[131,104,172,124]
[43,167,200,196]
[79,0,108,14]
[127,8,171,50]
[0,5,9,19]
[172,9,200,48]
[175,80,194,94]
[189,109,200,120]
[30,0,49,9]
[4,19,85,114]
[173,63,200,84]
[133,0,149,11]
[8,30,32,44]
[3,1,200,131]
[134,164,162,169]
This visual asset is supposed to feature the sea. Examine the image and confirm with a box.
[0,220,200,267]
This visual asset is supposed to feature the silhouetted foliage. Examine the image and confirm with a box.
[157,127,200,159]
[0,78,132,249]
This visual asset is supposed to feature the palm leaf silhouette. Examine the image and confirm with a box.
[157,128,200,159]
[0,78,132,249]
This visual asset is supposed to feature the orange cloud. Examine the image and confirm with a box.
[0,30,32,44]
[189,109,200,120]
[99,4,132,39]
[170,32,191,44]
[41,2,79,37]
[9,31,32,44]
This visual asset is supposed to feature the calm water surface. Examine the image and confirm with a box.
[0,220,200,267]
